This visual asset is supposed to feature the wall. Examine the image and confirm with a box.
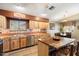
[47,22,60,37]
[72,21,79,41]
[60,21,76,32]
[59,20,79,41]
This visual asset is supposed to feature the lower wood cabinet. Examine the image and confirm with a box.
[10,39,20,50]
[3,38,10,52]
[20,37,27,48]
[2,35,38,52]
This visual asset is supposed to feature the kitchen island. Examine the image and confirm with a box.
[38,37,75,56]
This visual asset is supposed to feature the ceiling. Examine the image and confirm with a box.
[0,3,79,22]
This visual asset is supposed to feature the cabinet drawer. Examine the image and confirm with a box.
[11,39,19,50]
[20,37,26,48]
[3,38,10,52]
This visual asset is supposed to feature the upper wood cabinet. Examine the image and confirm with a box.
[39,22,49,29]
[0,9,49,22]
[29,21,49,29]
[0,9,49,30]
[0,15,7,29]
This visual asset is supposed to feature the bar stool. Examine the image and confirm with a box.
[56,45,70,56]
[69,43,75,56]
[59,43,75,56]
[49,46,57,56]
[75,42,79,56]
[61,46,70,56]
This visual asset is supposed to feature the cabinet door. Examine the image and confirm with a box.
[11,39,19,50]
[20,37,26,48]
[34,36,38,44]
[3,38,10,52]
[26,37,31,46]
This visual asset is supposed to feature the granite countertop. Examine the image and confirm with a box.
[0,32,47,39]
[38,37,75,49]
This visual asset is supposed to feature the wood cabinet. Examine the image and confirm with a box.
[38,41,49,56]
[3,38,10,52]
[0,15,6,29]
[10,38,19,50]
[39,22,48,29]
[26,38,31,46]
[29,21,48,29]
[2,34,40,52]
[20,37,27,48]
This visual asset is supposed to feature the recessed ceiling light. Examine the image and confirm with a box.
[14,5,25,11]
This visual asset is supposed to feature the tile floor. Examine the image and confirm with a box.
[3,45,76,56]
[3,45,38,56]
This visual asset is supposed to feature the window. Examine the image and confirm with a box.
[9,20,27,30]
